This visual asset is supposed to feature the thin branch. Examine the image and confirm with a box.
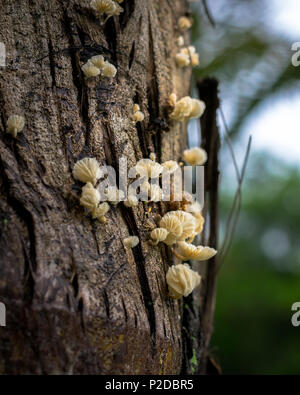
[219,107,241,182]
[220,135,252,261]
[218,105,244,263]
[202,0,216,28]
[218,135,252,268]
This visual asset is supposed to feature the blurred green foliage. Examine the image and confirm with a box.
[190,0,300,374]
[213,157,300,374]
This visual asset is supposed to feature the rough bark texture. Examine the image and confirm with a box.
[0,0,218,374]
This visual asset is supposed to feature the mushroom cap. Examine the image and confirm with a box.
[189,99,206,119]
[73,157,102,185]
[191,53,199,67]
[188,46,196,56]
[124,236,139,249]
[81,61,101,78]
[150,228,169,243]
[169,96,193,121]
[133,104,140,112]
[80,182,101,211]
[166,263,201,299]
[170,210,196,241]
[90,55,106,69]
[194,212,205,234]
[160,212,183,245]
[101,61,117,78]
[175,241,217,261]
[132,110,145,123]
[162,160,179,174]
[186,201,202,214]
[178,16,192,32]
[91,0,123,17]
[92,202,110,219]
[135,159,163,179]
[7,115,25,137]
[175,51,190,68]
[177,36,184,46]
[168,93,177,107]
[183,147,207,166]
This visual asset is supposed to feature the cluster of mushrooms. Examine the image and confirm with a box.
[176,16,199,69]
[81,54,117,79]
[72,141,216,300]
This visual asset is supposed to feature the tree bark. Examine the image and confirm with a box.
[0,0,218,374]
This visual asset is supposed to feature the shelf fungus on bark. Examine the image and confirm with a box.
[135,158,163,179]
[90,55,106,69]
[168,93,177,107]
[150,228,169,245]
[188,46,199,66]
[166,263,201,299]
[162,160,179,174]
[194,212,204,234]
[157,210,198,246]
[187,203,205,233]
[178,16,192,32]
[80,182,101,212]
[177,36,185,46]
[183,147,207,166]
[132,104,145,123]
[81,61,101,78]
[101,61,117,78]
[172,210,197,241]
[149,153,156,161]
[90,0,123,21]
[105,186,125,205]
[6,115,25,138]
[169,94,206,122]
[173,241,217,262]
[73,157,102,185]
[159,212,183,246]
[82,56,117,79]
[92,202,110,223]
[79,183,110,222]
[124,236,139,249]
[175,46,199,68]
[175,49,190,68]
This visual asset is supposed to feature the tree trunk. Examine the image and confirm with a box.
[0,0,218,374]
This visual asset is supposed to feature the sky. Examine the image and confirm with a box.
[241,95,300,166]
[271,0,300,38]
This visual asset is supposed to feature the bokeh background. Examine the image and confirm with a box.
[190,0,300,374]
